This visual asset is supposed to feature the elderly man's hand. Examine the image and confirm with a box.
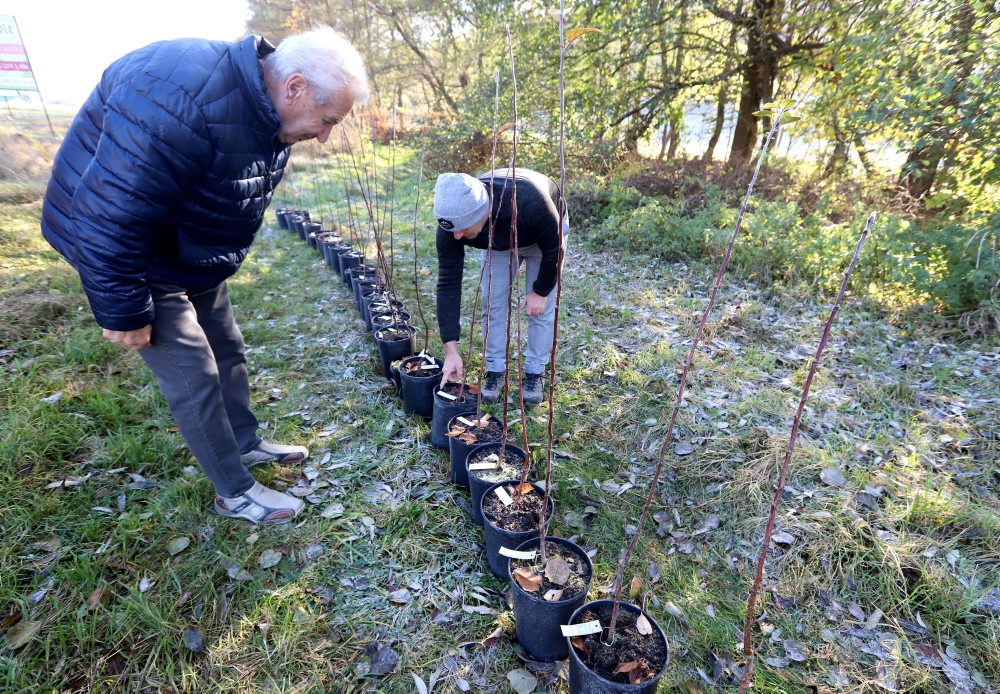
[519,291,548,317]
[102,325,153,350]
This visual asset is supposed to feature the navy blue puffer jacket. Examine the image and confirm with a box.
[42,35,290,331]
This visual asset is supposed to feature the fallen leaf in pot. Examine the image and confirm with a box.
[543,589,564,601]
[512,567,542,592]
[571,636,590,655]
[544,556,571,585]
[614,661,640,674]
[636,613,653,635]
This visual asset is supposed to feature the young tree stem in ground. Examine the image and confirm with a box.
[503,25,521,463]
[737,212,875,693]
[410,135,430,352]
[606,105,791,643]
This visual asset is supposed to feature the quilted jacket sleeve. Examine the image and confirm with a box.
[72,75,212,330]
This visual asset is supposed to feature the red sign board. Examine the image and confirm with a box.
[0,16,38,92]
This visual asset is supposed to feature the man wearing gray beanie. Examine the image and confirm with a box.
[434,168,568,404]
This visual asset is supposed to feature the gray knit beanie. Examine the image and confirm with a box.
[433,173,489,231]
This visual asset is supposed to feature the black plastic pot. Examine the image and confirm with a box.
[318,233,341,266]
[480,480,554,579]
[373,325,417,380]
[447,413,489,488]
[399,354,444,418]
[341,252,365,285]
[354,277,382,315]
[370,310,411,333]
[333,244,354,276]
[509,537,594,661]
[367,297,405,331]
[289,214,306,240]
[275,208,292,229]
[304,222,323,250]
[467,443,527,526]
[565,600,669,693]
[430,383,481,450]
[360,289,380,331]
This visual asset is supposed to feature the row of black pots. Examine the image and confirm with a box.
[274,207,668,690]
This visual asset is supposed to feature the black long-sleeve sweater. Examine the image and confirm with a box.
[436,168,564,344]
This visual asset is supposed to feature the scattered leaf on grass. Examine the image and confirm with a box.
[820,467,846,486]
[182,626,205,653]
[258,549,282,569]
[512,568,542,592]
[30,537,60,552]
[389,589,411,604]
[507,668,537,694]
[544,557,571,586]
[321,503,344,518]
[4,620,42,649]
[367,643,399,675]
[87,587,110,611]
[138,576,154,593]
[771,531,795,546]
[629,576,643,599]
[412,673,428,694]
[636,613,653,635]
[675,442,694,456]
[226,566,253,582]
[166,537,190,556]
[784,640,809,662]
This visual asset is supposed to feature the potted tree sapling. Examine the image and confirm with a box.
[737,214,874,693]
[506,13,597,662]
[565,100,797,692]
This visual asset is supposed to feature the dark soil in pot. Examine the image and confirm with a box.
[446,413,502,488]
[430,383,481,450]
[567,600,669,692]
[399,354,443,418]
[480,481,554,578]
[509,537,594,661]
[370,310,411,333]
[466,443,527,526]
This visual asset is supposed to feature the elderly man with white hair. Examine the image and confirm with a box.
[42,26,369,524]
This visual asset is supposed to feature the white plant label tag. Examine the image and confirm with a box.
[438,391,457,401]
[457,416,476,427]
[499,547,537,560]
[561,621,603,637]
[469,462,497,471]
[494,486,513,506]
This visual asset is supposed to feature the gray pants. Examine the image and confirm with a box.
[139,282,258,497]
[480,221,568,374]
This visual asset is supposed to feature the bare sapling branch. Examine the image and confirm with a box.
[468,70,503,418]
[607,102,794,643]
[503,23,523,485]
[411,133,431,352]
[737,212,875,693]
[538,0,573,567]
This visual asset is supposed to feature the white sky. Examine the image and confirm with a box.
[1,0,251,106]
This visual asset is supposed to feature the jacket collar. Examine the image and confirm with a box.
[231,35,285,145]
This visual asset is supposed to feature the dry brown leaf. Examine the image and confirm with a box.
[482,626,502,648]
[629,576,643,599]
[614,661,640,674]
[512,567,542,592]
[459,433,478,444]
[516,482,534,496]
[629,661,655,685]
[635,613,653,635]
[544,556,571,586]
[446,427,466,437]
[543,589,564,601]
[87,587,110,611]
[571,636,590,655]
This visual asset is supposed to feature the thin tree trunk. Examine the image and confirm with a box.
[728,0,782,165]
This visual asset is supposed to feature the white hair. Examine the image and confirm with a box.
[266,26,370,106]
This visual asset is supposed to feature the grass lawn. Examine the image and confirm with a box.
[0,140,997,693]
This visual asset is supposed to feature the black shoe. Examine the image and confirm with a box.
[482,371,505,402]
[522,372,544,405]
